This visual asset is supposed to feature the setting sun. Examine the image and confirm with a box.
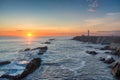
[27,33,32,37]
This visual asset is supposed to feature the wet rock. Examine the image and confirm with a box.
[100,46,111,50]
[111,50,120,56]
[49,39,55,41]
[105,52,111,54]
[99,57,105,61]
[86,51,98,55]
[44,41,51,44]
[32,46,48,50]
[104,56,115,64]
[1,74,21,80]
[108,61,118,68]
[0,61,11,66]
[20,58,41,78]
[112,62,120,78]
[24,48,31,51]
[0,58,41,80]
[38,46,48,55]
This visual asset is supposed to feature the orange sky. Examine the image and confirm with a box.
[0,0,120,37]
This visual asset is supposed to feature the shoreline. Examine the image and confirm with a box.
[0,37,119,80]
[72,36,120,79]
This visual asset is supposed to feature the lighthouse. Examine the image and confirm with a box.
[88,30,90,37]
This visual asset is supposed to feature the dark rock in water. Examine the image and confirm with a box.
[111,50,120,56]
[0,58,41,80]
[105,52,111,54]
[32,46,48,50]
[31,46,48,55]
[24,48,31,51]
[100,46,111,50]
[104,56,115,64]
[108,62,118,68]
[49,39,55,41]
[1,74,21,80]
[44,41,51,44]
[112,61,120,78]
[99,57,105,61]
[38,46,48,55]
[86,51,98,55]
[20,58,41,78]
[0,61,11,66]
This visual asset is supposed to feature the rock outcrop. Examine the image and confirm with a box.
[24,48,31,51]
[0,58,41,80]
[100,46,111,50]
[112,59,120,78]
[24,46,48,55]
[44,41,51,44]
[99,57,105,61]
[104,56,115,64]
[38,46,48,55]
[86,51,98,55]
[0,61,11,66]
[72,36,120,44]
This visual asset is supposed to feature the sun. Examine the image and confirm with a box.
[27,33,32,37]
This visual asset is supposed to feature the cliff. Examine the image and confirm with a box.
[72,36,120,50]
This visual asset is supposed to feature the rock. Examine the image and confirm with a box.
[1,74,21,80]
[104,55,115,64]
[99,57,105,61]
[86,51,98,55]
[38,46,48,55]
[112,62,120,78]
[44,41,51,44]
[20,58,41,78]
[49,39,55,41]
[111,50,120,56]
[0,58,41,80]
[32,46,48,50]
[0,61,11,66]
[100,46,110,50]
[24,48,31,51]
[108,61,118,68]
[105,52,111,54]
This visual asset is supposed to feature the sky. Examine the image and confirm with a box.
[0,0,120,36]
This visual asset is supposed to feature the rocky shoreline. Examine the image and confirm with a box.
[0,37,119,80]
[0,46,48,80]
[72,36,120,79]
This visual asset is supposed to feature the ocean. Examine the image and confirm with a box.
[0,36,116,80]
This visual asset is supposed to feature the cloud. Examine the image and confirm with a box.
[87,0,99,12]
[106,12,120,16]
[97,30,120,33]
[97,30,120,36]
[82,14,120,36]
[16,30,24,31]
[88,8,96,12]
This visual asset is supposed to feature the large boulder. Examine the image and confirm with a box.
[112,60,120,78]
[20,58,41,78]
[24,48,31,51]
[104,56,115,64]
[0,61,11,66]
[0,58,41,80]
[86,51,98,55]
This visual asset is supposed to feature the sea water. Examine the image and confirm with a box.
[0,36,116,80]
